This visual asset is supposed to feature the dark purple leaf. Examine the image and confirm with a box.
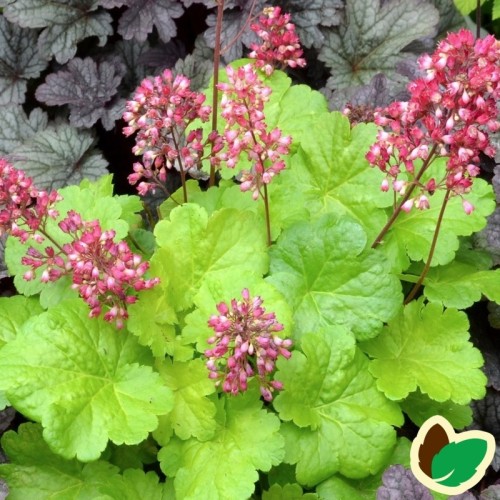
[118,0,184,43]
[0,408,15,434]
[377,465,433,500]
[0,15,48,104]
[35,57,125,130]
[0,105,48,156]
[319,0,439,90]
[275,0,344,48]
[481,485,500,499]
[204,1,266,62]
[469,388,500,471]
[8,123,108,190]
[1,0,113,64]
[0,234,8,281]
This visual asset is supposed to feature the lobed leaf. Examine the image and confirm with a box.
[319,0,439,89]
[274,328,402,486]
[7,123,108,191]
[262,483,318,499]
[401,390,472,429]
[360,298,487,404]
[0,423,122,499]
[158,389,284,499]
[380,175,496,273]
[0,300,173,461]
[316,437,412,500]
[376,465,432,499]
[267,214,402,341]
[275,112,392,242]
[151,204,268,312]
[276,0,344,48]
[0,296,43,348]
[117,0,184,43]
[1,0,113,64]
[156,358,217,441]
[0,105,48,156]
[0,15,48,104]
[0,423,168,499]
[419,261,500,310]
[35,57,126,130]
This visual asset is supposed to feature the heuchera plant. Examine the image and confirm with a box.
[0,6,500,499]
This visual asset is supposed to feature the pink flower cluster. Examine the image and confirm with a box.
[123,69,214,195]
[59,211,159,328]
[217,64,291,199]
[0,159,158,328]
[366,29,500,213]
[0,158,60,243]
[205,288,292,401]
[249,6,306,75]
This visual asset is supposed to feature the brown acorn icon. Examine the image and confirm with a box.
[418,422,449,477]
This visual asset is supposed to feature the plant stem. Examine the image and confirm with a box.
[262,183,272,246]
[404,188,451,305]
[371,144,437,248]
[171,130,188,203]
[210,0,224,188]
[476,0,481,39]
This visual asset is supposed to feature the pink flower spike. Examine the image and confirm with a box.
[205,289,291,400]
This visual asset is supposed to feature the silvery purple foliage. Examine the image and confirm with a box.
[377,465,433,500]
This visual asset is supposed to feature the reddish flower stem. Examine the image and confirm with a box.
[171,130,188,203]
[404,188,452,304]
[371,144,437,248]
[210,0,225,187]
[262,183,272,246]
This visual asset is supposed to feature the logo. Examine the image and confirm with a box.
[410,415,496,495]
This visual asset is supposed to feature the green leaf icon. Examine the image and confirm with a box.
[431,439,488,487]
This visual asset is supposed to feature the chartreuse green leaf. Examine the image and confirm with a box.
[0,423,167,500]
[273,328,403,486]
[414,247,500,309]
[494,0,500,19]
[159,179,307,239]
[453,0,487,15]
[0,296,44,408]
[316,437,411,500]
[158,179,253,220]
[403,242,495,309]
[183,273,293,353]
[158,389,284,500]
[262,483,318,499]
[0,296,43,347]
[431,439,489,487]
[276,112,392,242]
[155,358,216,441]
[0,423,122,499]
[401,390,472,429]
[267,214,402,341]
[0,299,173,461]
[5,175,134,304]
[379,171,495,273]
[127,281,183,359]
[360,298,486,403]
[98,468,169,500]
[152,204,268,312]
